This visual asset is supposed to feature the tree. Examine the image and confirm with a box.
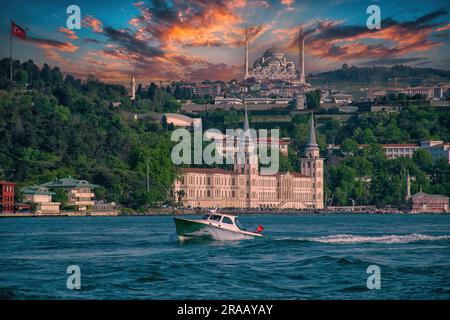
[306,89,321,111]
[40,64,53,86]
[341,138,358,154]
[53,188,68,207]
[17,70,28,87]
[413,149,433,172]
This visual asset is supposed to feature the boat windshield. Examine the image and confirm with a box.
[201,214,210,220]
[235,218,247,231]
[209,215,222,221]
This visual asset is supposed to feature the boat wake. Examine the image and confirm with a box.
[279,233,450,244]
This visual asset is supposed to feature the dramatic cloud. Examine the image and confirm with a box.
[25,37,79,66]
[12,1,448,83]
[82,15,103,33]
[102,26,165,58]
[292,9,449,62]
[130,0,247,49]
[27,37,79,52]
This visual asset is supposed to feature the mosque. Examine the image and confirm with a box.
[244,26,307,84]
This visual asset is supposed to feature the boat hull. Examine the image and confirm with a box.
[174,217,262,241]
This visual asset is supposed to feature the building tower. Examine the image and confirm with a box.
[130,73,136,101]
[298,25,305,84]
[300,115,324,209]
[244,25,250,79]
[234,108,258,208]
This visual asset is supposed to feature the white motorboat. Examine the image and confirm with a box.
[174,212,264,241]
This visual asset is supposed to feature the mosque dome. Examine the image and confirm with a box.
[248,45,299,81]
[263,46,283,58]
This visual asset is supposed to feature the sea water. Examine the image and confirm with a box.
[0,214,449,299]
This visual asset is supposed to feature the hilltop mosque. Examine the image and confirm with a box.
[244,26,307,84]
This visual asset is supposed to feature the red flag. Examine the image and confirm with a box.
[257,225,264,233]
[11,21,26,40]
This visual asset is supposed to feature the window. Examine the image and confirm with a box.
[235,218,246,231]
[209,215,221,221]
[222,217,233,224]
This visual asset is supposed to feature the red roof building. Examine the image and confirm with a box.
[0,181,15,213]
[411,192,449,213]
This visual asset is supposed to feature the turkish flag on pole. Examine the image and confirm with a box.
[11,21,26,40]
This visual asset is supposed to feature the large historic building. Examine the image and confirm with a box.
[173,110,324,209]
[244,26,306,84]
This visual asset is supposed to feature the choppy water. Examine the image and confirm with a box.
[0,214,449,299]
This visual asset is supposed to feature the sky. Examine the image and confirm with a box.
[1,0,449,84]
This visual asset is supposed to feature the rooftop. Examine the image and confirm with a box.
[0,181,16,185]
[21,186,55,196]
[42,177,97,189]
[412,192,449,200]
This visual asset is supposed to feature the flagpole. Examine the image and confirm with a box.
[10,24,12,80]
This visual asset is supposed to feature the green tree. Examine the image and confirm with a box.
[306,89,321,111]
[413,149,433,172]
[53,188,68,207]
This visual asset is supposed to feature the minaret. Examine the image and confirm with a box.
[244,25,249,79]
[130,73,136,101]
[300,114,323,209]
[405,172,411,201]
[298,25,305,84]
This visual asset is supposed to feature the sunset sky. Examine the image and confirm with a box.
[1,0,449,83]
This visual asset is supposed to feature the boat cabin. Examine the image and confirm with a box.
[201,213,246,231]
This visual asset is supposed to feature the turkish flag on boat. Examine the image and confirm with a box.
[11,21,26,40]
[257,225,264,233]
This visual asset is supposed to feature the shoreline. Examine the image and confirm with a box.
[1,209,448,218]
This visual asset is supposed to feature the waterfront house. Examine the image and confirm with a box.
[42,177,97,211]
[21,185,60,214]
[411,192,449,213]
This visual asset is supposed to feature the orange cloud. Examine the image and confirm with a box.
[281,0,294,6]
[58,27,79,39]
[436,23,450,32]
[132,0,249,49]
[278,10,448,63]
[82,15,103,33]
